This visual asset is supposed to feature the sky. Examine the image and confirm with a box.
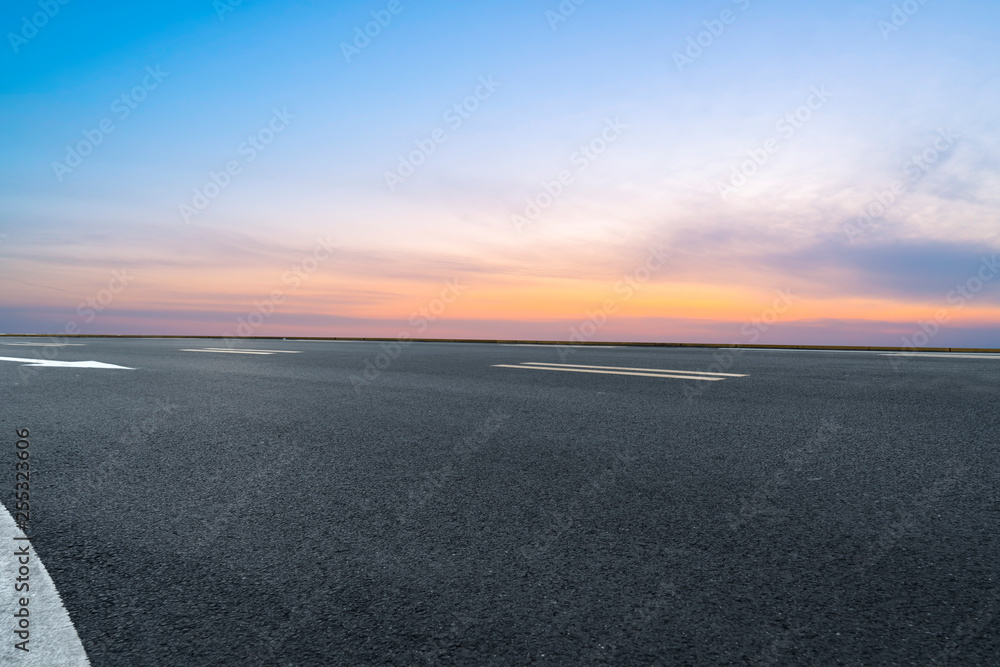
[1,0,999,346]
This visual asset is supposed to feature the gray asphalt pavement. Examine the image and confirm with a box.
[1,337,998,665]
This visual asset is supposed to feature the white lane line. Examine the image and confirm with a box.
[523,362,748,377]
[0,357,133,370]
[1,343,85,347]
[882,353,1000,360]
[200,348,301,354]
[180,349,274,355]
[492,364,724,381]
[0,509,91,665]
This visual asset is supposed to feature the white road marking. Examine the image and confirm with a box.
[0,357,133,370]
[1,343,85,347]
[180,349,273,355]
[492,364,725,381]
[523,362,748,377]
[199,348,301,354]
[882,353,1000,360]
[0,509,91,665]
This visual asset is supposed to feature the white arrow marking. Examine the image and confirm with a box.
[0,357,134,370]
[0,508,92,665]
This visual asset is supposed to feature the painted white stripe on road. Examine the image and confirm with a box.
[492,364,724,381]
[180,349,274,355]
[0,357,133,370]
[200,348,301,354]
[882,353,1000,360]
[0,509,91,665]
[523,362,747,377]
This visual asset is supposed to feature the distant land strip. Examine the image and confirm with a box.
[0,334,998,354]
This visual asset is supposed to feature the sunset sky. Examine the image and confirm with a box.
[2,0,999,345]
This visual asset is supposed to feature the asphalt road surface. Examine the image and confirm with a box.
[1,337,998,666]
